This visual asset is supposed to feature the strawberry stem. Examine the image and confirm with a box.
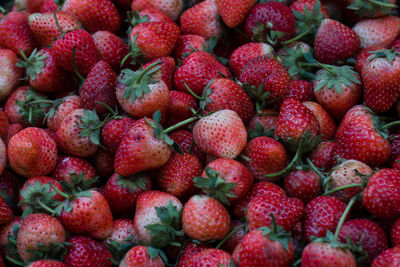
[334,196,356,241]
[162,117,198,134]
[71,46,85,82]
[52,11,64,35]
[382,120,400,129]
[265,140,303,178]
[215,223,245,249]
[282,28,312,45]
[5,256,24,266]
[317,62,336,76]
[184,82,203,100]
[137,61,162,83]
[37,199,57,215]
[367,0,397,7]
[50,183,69,199]
[323,183,363,196]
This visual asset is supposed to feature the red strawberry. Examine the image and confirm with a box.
[301,241,356,266]
[0,48,22,101]
[186,249,233,267]
[354,45,383,73]
[104,218,140,248]
[182,195,230,241]
[193,110,247,159]
[0,11,39,56]
[165,91,198,128]
[286,80,315,102]
[26,0,47,12]
[0,216,23,261]
[303,196,346,242]
[169,130,206,164]
[314,19,360,64]
[177,242,211,267]
[0,110,8,140]
[229,42,274,78]
[0,140,5,177]
[339,219,388,265]
[63,236,112,267]
[247,109,278,138]
[233,227,294,267]
[245,1,295,43]
[102,116,136,154]
[371,247,400,266]
[8,127,57,177]
[129,21,180,60]
[28,12,80,48]
[136,8,175,23]
[0,196,12,225]
[62,0,120,33]
[131,0,183,21]
[290,0,330,18]
[180,0,222,38]
[309,141,337,171]
[5,124,23,145]
[134,190,182,246]
[142,56,175,90]
[28,260,68,267]
[221,220,246,253]
[216,0,255,28]
[40,0,58,12]
[303,101,336,140]
[120,245,164,267]
[116,62,169,119]
[247,194,304,232]
[104,173,152,216]
[17,213,66,262]
[174,51,231,96]
[52,29,100,76]
[233,181,286,218]
[46,95,82,132]
[362,49,400,113]
[172,34,205,61]
[92,31,129,72]
[284,170,322,203]
[80,60,118,114]
[313,65,362,119]
[363,168,400,219]
[52,156,96,184]
[334,105,391,167]
[91,149,115,178]
[157,152,202,199]
[353,16,400,48]
[239,55,290,100]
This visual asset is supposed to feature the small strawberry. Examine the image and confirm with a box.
[119,245,164,267]
[102,116,136,154]
[193,110,247,159]
[314,19,360,64]
[169,130,206,164]
[91,149,115,178]
[46,95,82,132]
[0,196,12,225]
[216,0,255,28]
[172,34,205,61]
[371,247,400,266]
[247,109,278,139]
[284,170,322,203]
[0,48,22,101]
[8,127,57,177]
[131,0,183,21]
[164,91,198,128]
[286,80,315,102]
[180,0,222,38]
[309,141,336,171]
[182,194,230,241]
[52,156,96,184]
[62,0,120,33]
[354,45,382,73]
[186,249,233,267]
[303,101,336,140]
[177,242,211,267]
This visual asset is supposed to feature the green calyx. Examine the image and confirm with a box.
[259,214,292,252]
[128,11,149,31]
[4,224,22,266]
[118,61,162,103]
[248,122,275,140]
[60,172,98,194]
[107,236,136,265]
[184,81,213,111]
[44,97,65,121]
[194,167,237,205]
[347,0,396,17]
[314,64,360,94]
[369,48,400,63]
[251,21,286,46]
[280,46,316,80]
[146,246,169,264]
[16,49,47,81]
[121,34,143,67]
[116,173,148,193]
[16,88,51,125]
[145,201,184,248]
[24,241,70,265]
[241,83,271,114]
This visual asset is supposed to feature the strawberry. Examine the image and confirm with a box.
[229,42,274,78]
[327,159,372,203]
[91,149,115,178]
[193,110,247,159]
[133,190,183,246]
[142,56,175,90]
[52,29,100,76]
[246,194,304,232]
[221,220,246,253]
[164,91,198,128]
[0,139,5,177]
[116,62,169,119]
[0,11,39,56]
[284,170,322,203]
[353,16,400,48]
[28,12,80,48]
[174,51,231,96]
[354,45,383,73]
[40,0,58,12]
[371,247,400,266]
[313,65,362,119]
[286,80,315,102]
[303,101,336,140]
[339,219,388,265]
[52,156,96,184]
[303,196,346,242]
[131,0,183,21]
[17,48,74,93]
[63,236,112,267]
[104,173,152,216]
[26,0,47,12]
[46,95,82,132]
[28,260,68,267]
[363,168,400,219]
[238,55,290,100]
[172,34,205,61]
[362,49,400,113]
[247,109,278,139]
[346,0,396,19]
[241,136,288,181]
[0,48,22,101]
[119,245,164,267]
[182,194,230,241]
[157,152,202,199]
[185,249,233,267]
[216,0,256,28]
[129,21,180,60]
[195,159,253,205]
[92,31,129,72]
[62,0,120,33]
[102,116,136,154]
[8,127,57,177]
[169,130,206,164]
[0,216,23,262]
[0,110,8,141]
[245,1,295,44]
[290,0,330,18]
[233,226,294,267]
[80,60,118,114]
[0,196,12,225]
[314,19,360,64]
[177,242,211,267]
[180,0,222,38]
[334,105,391,167]
[135,8,175,24]
[5,124,24,145]
[16,213,66,262]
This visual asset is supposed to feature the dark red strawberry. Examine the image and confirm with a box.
[164,90,198,128]
[172,34,205,61]
[284,170,322,203]
[286,80,315,102]
[169,130,206,164]
[102,116,136,154]
[371,247,400,266]
[309,141,337,171]
[52,156,96,184]
[177,242,211,267]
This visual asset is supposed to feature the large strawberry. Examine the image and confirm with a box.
[8,127,57,177]
[0,48,22,101]
[131,0,183,21]
[216,0,255,28]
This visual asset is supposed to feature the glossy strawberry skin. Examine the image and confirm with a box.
[120,245,164,267]
[172,34,205,61]
[301,242,356,267]
[102,116,136,155]
[286,80,315,102]
[309,141,336,171]
[131,0,183,21]
[216,0,256,28]
[303,101,336,140]
[52,156,96,183]
[371,247,400,267]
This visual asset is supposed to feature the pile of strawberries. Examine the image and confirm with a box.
[2,0,400,266]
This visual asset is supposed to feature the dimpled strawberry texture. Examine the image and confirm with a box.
[186,249,233,267]
[131,0,183,21]
[302,242,357,266]
[28,260,68,267]
[46,95,81,132]
[104,219,140,246]
[372,247,400,267]
[52,156,96,183]
[120,245,164,267]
